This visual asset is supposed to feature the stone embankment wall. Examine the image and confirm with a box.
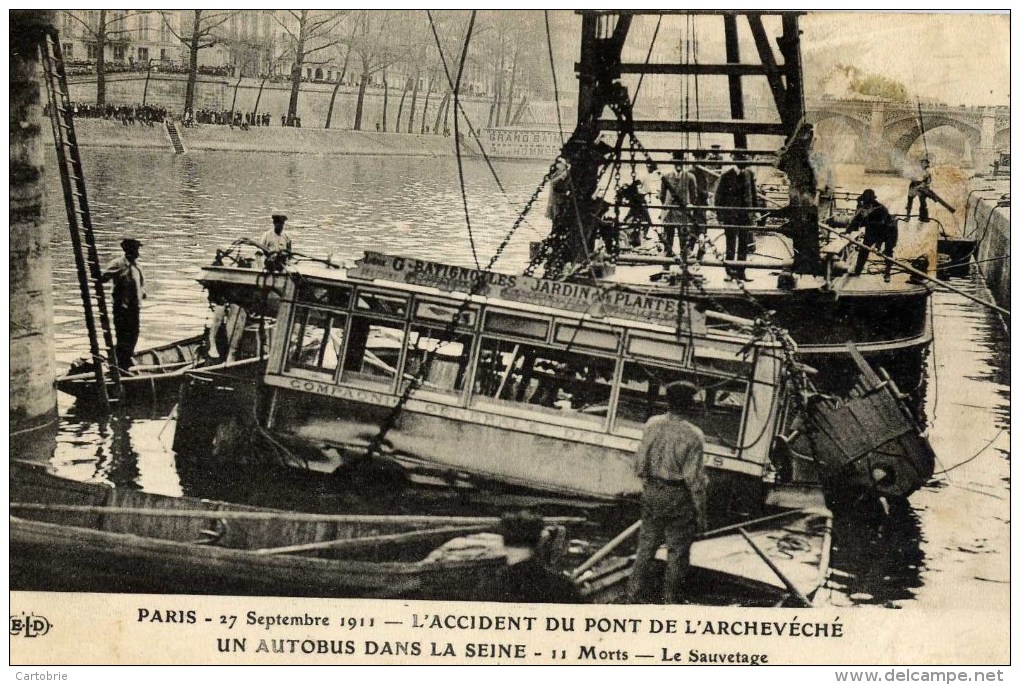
[965,178,1010,309]
[68,72,507,132]
[73,119,483,157]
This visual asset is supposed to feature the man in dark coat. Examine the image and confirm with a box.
[102,238,146,370]
[849,189,898,282]
[659,152,699,258]
[714,154,757,281]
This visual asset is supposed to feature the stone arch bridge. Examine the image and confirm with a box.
[806,98,1009,173]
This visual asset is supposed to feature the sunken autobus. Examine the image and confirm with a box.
[178,253,797,518]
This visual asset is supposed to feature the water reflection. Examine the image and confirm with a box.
[826,504,925,608]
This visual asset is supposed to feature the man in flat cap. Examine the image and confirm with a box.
[260,211,292,267]
[102,237,146,371]
[628,380,708,604]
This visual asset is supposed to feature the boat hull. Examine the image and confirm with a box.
[56,333,269,408]
[10,518,503,599]
[9,462,507,600]
[649,286,932,394]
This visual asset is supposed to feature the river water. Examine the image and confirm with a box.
[43,148,1010,609]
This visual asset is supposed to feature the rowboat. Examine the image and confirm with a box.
[574,486,833,606]
[56,322,269,407]
[9,461,572,600]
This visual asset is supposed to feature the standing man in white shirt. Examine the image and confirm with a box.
[259,211,293,270]
[628,380,708,604]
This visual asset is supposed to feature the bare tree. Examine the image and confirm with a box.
[346,11,413,131]
[252,43,287,119]
[274,10,345,124]
[63,10,144,106]
[160,10,236,115]
[473,12,543,128]
[419,11,475,135]
[324,18,360,130]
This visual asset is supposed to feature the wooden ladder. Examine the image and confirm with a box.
[165,119,187,154]
[39,31,121,408]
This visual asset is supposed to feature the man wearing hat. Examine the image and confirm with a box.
[628,380,708,604]
[848,189,897,282]
[102,238,146,370]
[659,151,699,258]
[714,152,758,281]
[260,212,292,262]
[906,158,932,222]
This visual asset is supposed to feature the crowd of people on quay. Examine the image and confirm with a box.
[183,109,275,129]
[61,102,169,125]
[64,59,233,78]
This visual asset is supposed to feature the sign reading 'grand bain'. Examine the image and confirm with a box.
[348,251,706,332]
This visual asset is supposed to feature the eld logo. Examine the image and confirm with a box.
[10,613,52,638]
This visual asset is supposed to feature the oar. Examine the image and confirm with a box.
[570,520,641,580]
[697,508,811,540]
[254,523,495,556]
[571,508,813,581]
[738,527,813,608]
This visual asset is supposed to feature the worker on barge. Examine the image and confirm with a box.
[628,381,708,604]
[905,158,932,223]
[848,189,898,282]
[259,211,292,270]
[659,151,700,259]
[102,237,146,371]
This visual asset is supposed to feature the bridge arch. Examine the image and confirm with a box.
[994,124,1009,150]
[885,114,982,164]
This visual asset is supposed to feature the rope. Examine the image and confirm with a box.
[631,15,662,108]
[916,99,930,161]
[426,10,534,208]
[544,10,564,146]
[932,428,1006,475]
[425,10,561,244]
[451,11,480,270]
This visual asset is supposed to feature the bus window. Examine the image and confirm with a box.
[692,342,750,376]
[415,300,477,328]
[613,361,748,448]
[297,282,351,310]
[484,311,550,341]
[285,306,346,380]
[402,324,473,396]
[355,291,408,318]
[471,337,615,429]
[339,315,405,391]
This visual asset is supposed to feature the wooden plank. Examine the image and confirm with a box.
[746,14,789,122]
[846,342,881,387]
[9,504,584,527]
[254,524,495,556]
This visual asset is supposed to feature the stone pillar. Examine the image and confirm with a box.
[974,108,998,175]
[10,10,58,460]
[864,101,895,173]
